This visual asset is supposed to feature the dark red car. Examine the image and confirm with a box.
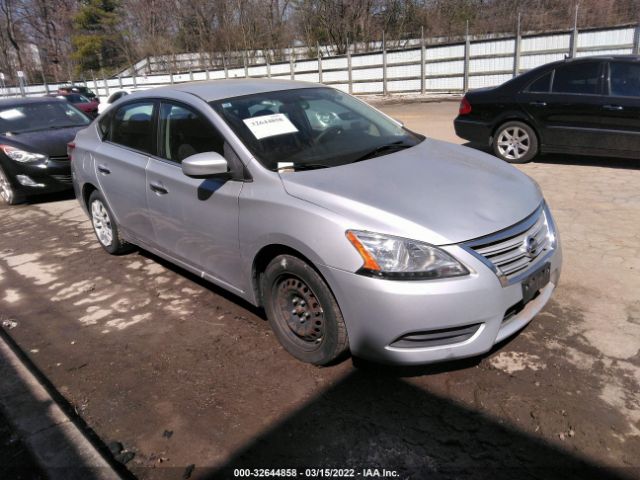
[47,93,98,118]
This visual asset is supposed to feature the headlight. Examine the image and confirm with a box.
[0,145,47,163]
[346,230,470,280]
[542,204,557,248]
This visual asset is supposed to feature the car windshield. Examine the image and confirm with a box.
[211,87,423,171]
[0,101,90,134]
[65,94,90,104]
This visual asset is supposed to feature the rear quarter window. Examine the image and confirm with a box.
[527,72,552,93]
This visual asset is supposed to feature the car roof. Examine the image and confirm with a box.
[562,54,640,63]
[497,54,640,91]
[138,78,323,102]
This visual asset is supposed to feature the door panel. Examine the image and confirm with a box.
[94,142,152,241]
[145,159,243,289]
[519,61,607,153]
[146,101,244,290]
[597,61,640,155]
[94,100,156,242]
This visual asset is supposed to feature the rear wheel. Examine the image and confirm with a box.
[0,166,23,205]
[88,190,132,255]
[261,254,349,365]
[493,121,538,164]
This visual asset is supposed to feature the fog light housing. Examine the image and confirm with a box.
[16,175,45,187]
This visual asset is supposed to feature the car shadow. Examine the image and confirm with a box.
[463,142,640,170]
[199,369,630,480]
[135,246,528,375]
[136,248,266,320]
[0,328,136,480]
[22,190,76,205]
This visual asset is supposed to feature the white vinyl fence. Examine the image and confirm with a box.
[2,24,639,102]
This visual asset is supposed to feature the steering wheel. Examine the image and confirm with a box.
[316,126,344,144]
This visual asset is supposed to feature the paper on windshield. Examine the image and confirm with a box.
[243,113,298,140]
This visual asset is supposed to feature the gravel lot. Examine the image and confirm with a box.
[0,100,639,480]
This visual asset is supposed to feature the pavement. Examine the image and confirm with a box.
[0,326,122,480]
[0,100,639,479]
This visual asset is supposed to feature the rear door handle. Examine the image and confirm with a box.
[603,104,624,111]
[529,101,547,107]
[149,182,168,195]
[97,164,111,175]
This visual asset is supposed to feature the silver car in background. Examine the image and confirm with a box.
[70,79,562,366]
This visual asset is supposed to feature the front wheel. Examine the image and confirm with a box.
[88,190,132,255]
[261,255,349,365]
[0,165,23,205]
[493,121,538,164]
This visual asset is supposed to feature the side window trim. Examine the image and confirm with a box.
[105,99,159,157]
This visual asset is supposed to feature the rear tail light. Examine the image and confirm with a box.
[459,96,472,115]
[67,142,76,161]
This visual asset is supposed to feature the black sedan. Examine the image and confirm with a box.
[0,97,91,204]
[454,55,640,163]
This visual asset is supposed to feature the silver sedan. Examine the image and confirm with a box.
[70,79,562,365]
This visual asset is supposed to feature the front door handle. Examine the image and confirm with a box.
[97,164,111,174]
[529,101,547,107]
[602,104,623,111]
[149,182,168,195]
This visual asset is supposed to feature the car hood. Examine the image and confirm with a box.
[280,138,543,245]
[1,126,85,157]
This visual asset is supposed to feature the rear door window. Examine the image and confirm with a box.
[552,62,602,95]
[109,101,156,154]
[609,62,640,97]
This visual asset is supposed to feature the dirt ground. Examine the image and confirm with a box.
[0,100,639,480]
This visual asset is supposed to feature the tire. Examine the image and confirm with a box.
[0,165,24,205]
[261,254,349,365]
[493,121,538,164]
[88,190,132,255]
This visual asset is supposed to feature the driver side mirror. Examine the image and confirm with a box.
[182,152,229,178]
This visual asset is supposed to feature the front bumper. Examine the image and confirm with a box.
[320,240,562,366]
[1,157,73,196]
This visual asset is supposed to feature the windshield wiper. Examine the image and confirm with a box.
[1,125,80,134]
[46,124,85,130]
[276,163,330,172]
[354,141,413,162]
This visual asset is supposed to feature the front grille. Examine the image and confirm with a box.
[51,174,73,184]
[467,207,553,282]
[49,155,69,162]
[390,323,481,349]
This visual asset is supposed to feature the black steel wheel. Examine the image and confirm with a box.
[262,254,349,365]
